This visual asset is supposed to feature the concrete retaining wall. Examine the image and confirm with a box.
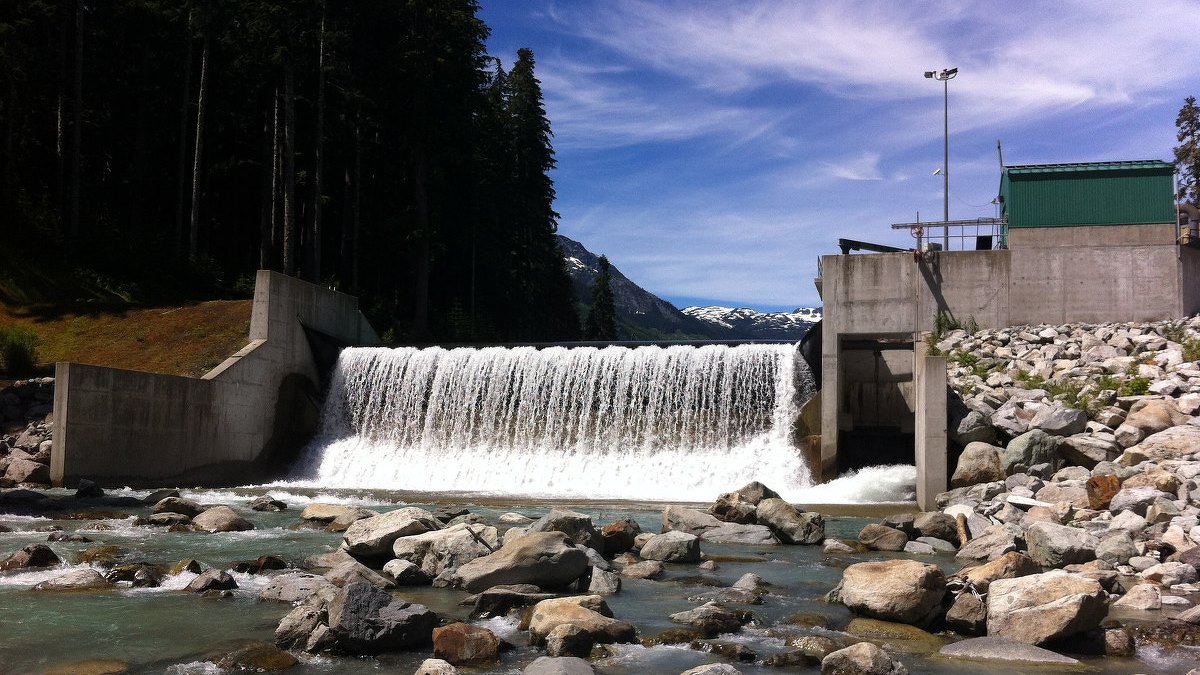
[51,271,377,487]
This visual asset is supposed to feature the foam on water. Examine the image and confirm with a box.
[793,464,917,504]
[299,343,817,502]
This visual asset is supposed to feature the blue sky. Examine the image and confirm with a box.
[479,1,1200,312]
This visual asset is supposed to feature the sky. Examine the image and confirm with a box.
[478,0,1200,312]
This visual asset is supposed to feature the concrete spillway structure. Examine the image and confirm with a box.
[52,271,377,487]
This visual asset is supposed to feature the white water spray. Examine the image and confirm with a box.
[298,343,817,501]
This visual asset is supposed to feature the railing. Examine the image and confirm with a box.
[889,218,1007,251]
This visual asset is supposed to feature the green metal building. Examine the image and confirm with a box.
[1000,160,1176,229]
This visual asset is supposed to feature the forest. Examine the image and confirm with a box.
[0,0,581,343]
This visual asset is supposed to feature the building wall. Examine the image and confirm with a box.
[51,271,377,487]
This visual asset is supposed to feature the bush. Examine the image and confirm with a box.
[0,325,40,376]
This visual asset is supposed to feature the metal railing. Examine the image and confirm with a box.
[889,217,1007,251]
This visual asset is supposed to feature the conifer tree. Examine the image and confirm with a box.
[585,255,618,341]
[1177,95,1200,207]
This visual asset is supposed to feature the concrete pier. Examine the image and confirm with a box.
[51,271,377,487]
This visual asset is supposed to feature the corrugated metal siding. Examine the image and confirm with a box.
[1006,168,1175,228]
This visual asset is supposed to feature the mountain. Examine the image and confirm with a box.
[680,306,822,341]
[558,235,820,342]
[558,235,737,340]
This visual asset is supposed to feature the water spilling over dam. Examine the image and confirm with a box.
[299,343,817,501]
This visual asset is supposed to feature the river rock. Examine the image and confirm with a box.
[455,531,588,593]
[639,530,701,562]
[5,458,50,484]
[986,570,1108,645]
[938,637,1082,666]
[621,560,664,579]
[0,543,60,570]
[1085,474,1121,509]
[945,592,986,635]
[382,559,431,586]
[680,665,743,675]
[820,642,907,675]
[1113,583,1161,610]
[662,506,778,545]
[326,581,437,654]
[834,559,946,625]
[432,622,500,665]
[951,551,1039,593]
[324,560,395,589]
[1095,531,1137,565]
[299,503,375,532]
[756,498,824,544]
[187,569,237,593]
[1062,435,1120,468]
[523,656,595,675]
[1024,521,1098,568]
[527,595,636,645]
[858,524,907,551]
[216,642,298,672]
[545,624,592,657]
[1108,486,1173,515]
[951,442,1005,488]
[32,568,113,591]
[599,518,641,553]
[955,524,1023,562]
[249,495,287,512]
[414,659,459,675]
[469,584,557,619]
[953,410,997,446]
[710,491,758,524]
[392,522,498,579]
[342,507,441,557]
[912,512,957,541]
[1003,430,1059,475]
[192,505,254,532]
[1029,404,1088,437]
[1141,561,1198,586]
[587,568,621,595]
[152,496,204,518]
[525,509,604,554]
[668,601,750,637]
[260,572,333,603]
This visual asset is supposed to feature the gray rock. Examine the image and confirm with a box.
[32,568,113,591]
[669,601,750,637]
[326,581,437,654]
[915,536,957,552]
[523,656,595,675]
[912,512,957,541]
[952,442,1006,488]
[526,509,604,554]
[260,572,334,603]
[391,522,499,579]
[1122,424,1200,463]
[455,531,588,593]
[938,637,1082,666]
[342,507,442,557]
[527,595,636,645]
[639,531,701,563]
[955,524,1023,563]
[986,571,1108,645]
[756,498,824,544]
[187,569,237,593]
[299,503,376,531]
[414,659,460,675]
[324,560,395,589]
[1095,531,1137,565]
[834,559,945,625]
[587,568,621,595]
[192,505,254,533]
[680,665,743,675]
[945,592,986,635]
[1029,405,1088,437]
[1061,434,1120,468]
[1112,583,1161,610]
[858,524,908,551]
[820,642,907,675]
[621,560,665,579]
[953,411,997,446]
[153,496,204,518]
[1024,522,1098,568]
[382,558,431,586]
[1004,430,1060,475]
[1108,487,1173,515]
[662,506,778,545]
[469,585,556,619]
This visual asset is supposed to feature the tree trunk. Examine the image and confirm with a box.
[258,95,275,270]
[188,31,209,261]
[271,89,282,270]
[305,2,327,283]
[281,58,297,276]
[174,8,194,259]
[68,0,83,256]
[56,4,67,240]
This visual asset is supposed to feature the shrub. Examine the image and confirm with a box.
[1184,338,1200,363]
[1120,377,1151,397]
[0,325,40,376]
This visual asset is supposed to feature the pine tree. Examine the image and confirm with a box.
[1177,95,1200,207]
[584,255,618,341]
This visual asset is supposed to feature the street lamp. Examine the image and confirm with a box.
[924,67,957,250]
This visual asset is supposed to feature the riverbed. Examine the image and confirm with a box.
[0,486,1195,674]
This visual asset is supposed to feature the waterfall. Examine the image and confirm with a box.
[298,343,816,502]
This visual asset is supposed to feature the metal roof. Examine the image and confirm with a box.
[1004,160,1173,175]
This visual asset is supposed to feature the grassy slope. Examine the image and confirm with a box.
[0,248,253,379]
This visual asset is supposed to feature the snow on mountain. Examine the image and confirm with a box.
[681,306,821,341]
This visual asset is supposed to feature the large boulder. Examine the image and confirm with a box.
[455,531,588,593]
[820,642,907,675]
[299,503,375,532]
[1028,404,1087,437]
[4,457,50,484]
[191,505,254,533]
[599,518,641,554]
[392,522,499,580]
[260,572,334,603]
[834,560,946,625]
[469,585,557,620]
[0,543,60,570]
[1122,399,1189,437]
[1108,487,1173,515]
[1061,434,1120,468]
[951,442,1005,488]
[152,496,204,518]
[522,656,595,675]
[661,506,777,545]
[938,637,1083,667]
[756,498,824,544]
[986,571,1107,645]
[858,524,907,551]
[951,552,1039,593]
[668,601,751,637]
[32,568,113,591]
[1085,474,1121,510]
[342,507,441,557]
[1024,522,1098,568]
[1121,424,1200,463]
[525,509,604,554]
[1002,430,1059,474]
[709,491,758,524]
[431,622,500,665]
[955,524,1023,563]
[638,531,700,563]
[912,512,957,542]
[326,581,438,654]
[526,595,636,646]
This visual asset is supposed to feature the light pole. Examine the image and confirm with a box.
[924,67,957,250]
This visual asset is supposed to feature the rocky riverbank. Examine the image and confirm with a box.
[1,378,54,488]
